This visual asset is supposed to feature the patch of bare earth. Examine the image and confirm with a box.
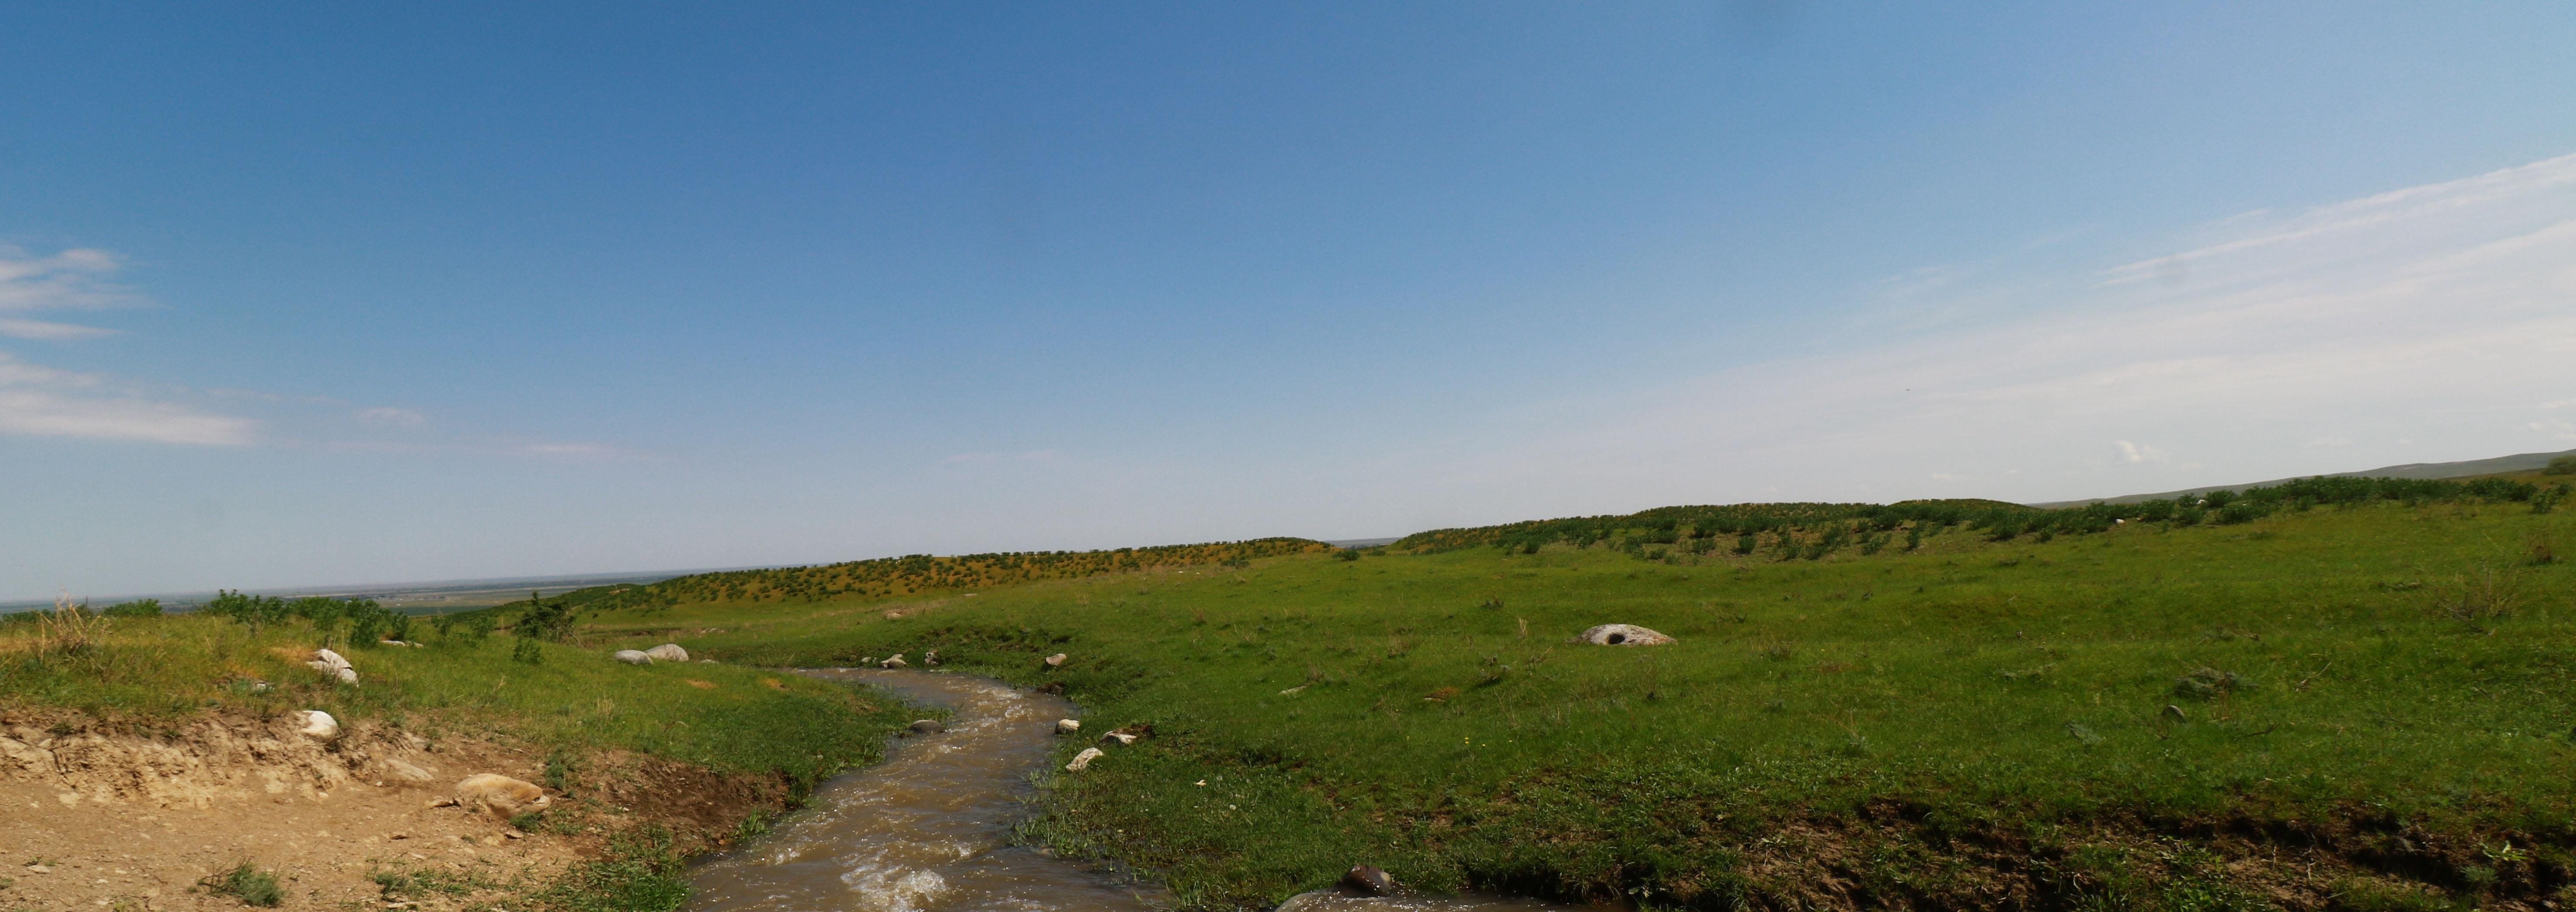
[0,710,795,911]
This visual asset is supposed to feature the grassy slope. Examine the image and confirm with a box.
[0,614,909,785]
[662,500,2576,910]
[0,613,917,909]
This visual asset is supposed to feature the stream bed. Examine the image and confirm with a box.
[687,668,1569,912]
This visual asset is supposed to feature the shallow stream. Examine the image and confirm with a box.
[688,668,1568,912]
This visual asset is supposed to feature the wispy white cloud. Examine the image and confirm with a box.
[523,442,619,456]
[2113,440,2168,464]
[0,245,625,456]
[356,406,426,428]
[0,246,129,340]
[1395,151,2576,509]
[0,247,258,445]
[0,353,255,445]
[0,318,116,340]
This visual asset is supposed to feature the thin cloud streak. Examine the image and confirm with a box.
[0,246,131,313]
[1409,151,2576,511]
[0,352,256,445]
[0,318,116,340]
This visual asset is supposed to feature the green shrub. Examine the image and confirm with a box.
[205,862,282,907]
[541,828,690,912]
[100,598,163,618]
[2543,455,2576,476]
[204,590,288,633]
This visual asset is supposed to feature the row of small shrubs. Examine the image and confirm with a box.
[0,597,167,624]
[1402,476,2573,561]
[201,590,414,647]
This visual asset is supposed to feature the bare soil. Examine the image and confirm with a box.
[0,709,791,912]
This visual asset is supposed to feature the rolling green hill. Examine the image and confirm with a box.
[2032,447,2576,508]
[611,476,2576,911]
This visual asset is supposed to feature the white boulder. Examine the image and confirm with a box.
[613,650,653,665]
[1055,719,1081,735]
[880,654,907,668]
[644,643,689,663]
[1064,747,1104,771]
[1578,624,1675,646]
[306,648,359,685]
[1043,653,1067,667]
[295,710,340,740]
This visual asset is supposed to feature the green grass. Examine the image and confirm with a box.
[205,862,282,907]
[663,500,2576,909]
[0,614,912,788]
[1,610,922,912]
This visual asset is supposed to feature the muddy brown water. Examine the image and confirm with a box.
[688,669,1571,912]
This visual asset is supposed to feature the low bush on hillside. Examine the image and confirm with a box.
[1394,475,2554,565]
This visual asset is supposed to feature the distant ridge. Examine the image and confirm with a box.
[2031,446,2576,508]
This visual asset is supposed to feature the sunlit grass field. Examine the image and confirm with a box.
[0,611,911,786]
[656,500,2576,909]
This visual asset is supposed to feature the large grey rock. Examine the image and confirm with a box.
[613,649,653,665]
[382,758,436,782]
[644,643,689,662]
[1577,624,1674,646]
[908,719,945,734]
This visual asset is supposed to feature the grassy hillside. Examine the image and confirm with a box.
[451,538,1336,633]
[0,604,916,909]
[644,481,2576,911]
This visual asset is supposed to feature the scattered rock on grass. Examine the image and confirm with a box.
[907,719,945,735]
[1064,747,1104,771]
[613,650,653,665]
[1341,864,1399,895]
[453,774,550,820]
[296,710,340,740]
[881,654,908,668]
[1578,624,1674,646]
[1055,719,1081,735]
[306,648,360,684]
[645,643,689,662]
[1043,653,1067,668]
[1099,731,1137,746]
[922,650,939,666]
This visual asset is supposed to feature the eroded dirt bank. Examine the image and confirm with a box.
[0,708,798,911]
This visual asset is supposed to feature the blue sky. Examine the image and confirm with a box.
[6,3,2575,599]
